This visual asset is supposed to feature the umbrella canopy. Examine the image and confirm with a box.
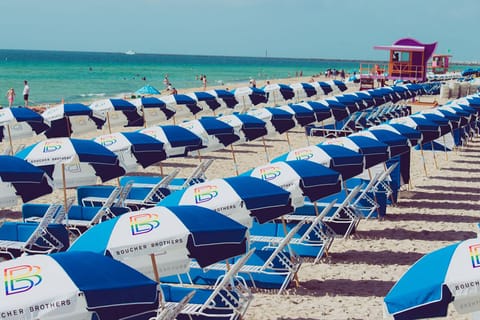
[178,117,240,151]
[247,107,296,135]
[0,251,158,320]
[353,129,410,158]
[217,114,268,142]
[352,91,376,108]
[411,112,453,135]
[316,81,334,95]
[0,107,50,142]
[290,82,318,100]
[205,89,238,109]
[0,155,53,206]
[139,125,204,157]
[42,103,99,138]
[132,97,176,121]
[384,237,480,319]
[374,122,422,147]
[242,160,342,207]
[292,101,332,123]
[89,98,143,128]
[272,144,365,180]
[135,84,160,95]
[16,137,125,188]
[160,94,202,118]
[321,135,389,169]
[390,116,442,143]
[330,80,348,93]
[277,104,317,127]
[262,83,295,104]
[94,132,166,172]
[319,99,351,121]
[231,87,268,110]
[159,176,294,227]
[69,205,248,276]
[186,91,222,113]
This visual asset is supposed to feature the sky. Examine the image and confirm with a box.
[0,0,478,62]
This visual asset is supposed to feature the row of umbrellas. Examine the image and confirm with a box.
[0,80,348,143]
[1,85,479,319]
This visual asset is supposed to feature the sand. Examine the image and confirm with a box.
[3,77,477,319]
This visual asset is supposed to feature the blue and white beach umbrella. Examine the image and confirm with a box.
[94,132,166,172]
[330,80,348,93]
[290,82,319,100]
[160,94,202,118]
[242,160,342,208]
[205,89,239,110]
[318,98,351,121]
[316,81,334,95]
[247,107,296,135]
[373,122,422,147]
[231,87,268,112]
[292,101,332,123]
[273,144,365,180]
[139,125,204,157]
[16,137,125,190]
[262,83,295,105]
[384,237,480,319]
[42,103,100,138]
[390,116,442,144]
[353,129,410,158]
[178,117,240,151]
[0,107,49,143]
[277,104,316,127]
[0,155,53,207]
[159,176,294,227]
[186,91,222,114]
[217,114,268,142]
[132,97,176,124]
[0,251,159,320]
[89,98,143,129]
[321,135,389,170]
[69,205,248,278]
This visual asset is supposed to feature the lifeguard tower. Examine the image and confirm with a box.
[429,54,451,74]
[359,38,437,90]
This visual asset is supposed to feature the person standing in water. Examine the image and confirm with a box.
[23,80,30,108]
[5,88,15,107]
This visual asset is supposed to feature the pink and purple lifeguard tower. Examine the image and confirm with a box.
[360,38,437,89]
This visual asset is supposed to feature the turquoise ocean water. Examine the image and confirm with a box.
[0,49,364,106]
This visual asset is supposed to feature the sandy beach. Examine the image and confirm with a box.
[2,77,477,320]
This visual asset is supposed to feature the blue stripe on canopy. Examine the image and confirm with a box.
[212,89,238,108]
[324,99,350,121]
[122,132,166,167]
[235,114,268,141]
[109,99,137,111]
[51,251,158,317]
[224,176,291,210]
[264,107,296,134]
[63,103,92,116]
[287,105,316,126]
[317,82,333,95]
[384,242,459,319]
[71,138,120,164]
[347,136,389,168]
[197,117,239,146]
[10,107,50,134]
[160,125,203,149]
[367,129,410,157]
[386,123,422,146]
[300,101,332,122]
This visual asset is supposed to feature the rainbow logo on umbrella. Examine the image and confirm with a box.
[42,141,62,153]
[469,243,480,268]
[4,265,42,295]
[129,213,160,236]
[293,149,313,160]
[259,166,281,181]
[194,185,218,204]
[97,135,117,147]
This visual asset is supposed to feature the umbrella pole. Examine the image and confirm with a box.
[367,169,381,218]
[443,135,448,161]
[142,105,147,128]
[107,112,112,134]
[66,116,71,137]
[6,125,13,155]
[420,145,428,176]
[261,137,270,162]
[285,132,292,151]
[197,150,202,163]
[280,217,299,288]
[150,254,165,308]
[159,162,164,177]
[431,142,439,169]
[230,144,239,176]
[62,164,68,211]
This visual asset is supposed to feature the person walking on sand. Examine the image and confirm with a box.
[23,80,30,108]
[202,75,207,90]
[6,88,15,107]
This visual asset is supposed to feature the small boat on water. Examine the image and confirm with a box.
[125,50,136,55]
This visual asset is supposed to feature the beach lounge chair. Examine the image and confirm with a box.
[0,207,69,259]
[159,250,254,320]
[250,199,337,263]
[79,169,179,210]
[295,184,363,238]
[119,159,213,191]
[161,223,303,294]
